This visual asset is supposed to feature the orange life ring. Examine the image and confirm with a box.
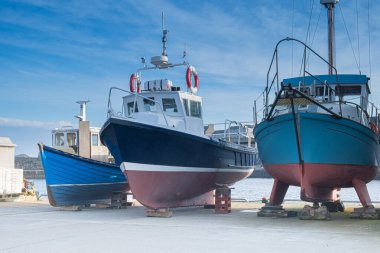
[186,66,199,94]
[369,122,379,133]
[130,74,141,93]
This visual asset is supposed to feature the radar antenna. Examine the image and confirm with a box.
[151,12,170,67]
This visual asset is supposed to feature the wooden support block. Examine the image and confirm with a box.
[146,208,173,218]
[60,205,82,211]
[95,204,110,209]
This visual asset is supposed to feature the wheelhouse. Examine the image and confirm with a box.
[122,79,204,136]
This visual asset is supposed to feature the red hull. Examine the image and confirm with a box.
[265,163,377,205]
[124,165,252,209]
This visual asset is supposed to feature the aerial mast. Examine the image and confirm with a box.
[320,0,339,74]
[151,12,169,68]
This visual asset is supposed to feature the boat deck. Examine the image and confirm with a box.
[1,199,379,252]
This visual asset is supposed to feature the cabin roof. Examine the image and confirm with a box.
[283,74,369,86]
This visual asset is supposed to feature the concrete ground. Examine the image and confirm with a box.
[0,199,379,253]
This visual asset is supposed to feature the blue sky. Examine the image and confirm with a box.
[1,0,380,156]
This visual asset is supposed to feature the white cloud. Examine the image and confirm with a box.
[0,117,73,129]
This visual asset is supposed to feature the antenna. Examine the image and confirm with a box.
[151,12,169,67]
[162,12,168,57]
[183,44,187,59]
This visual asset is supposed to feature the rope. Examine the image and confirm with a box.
[304,0,315,72]
[310,6,322,48]
[356,0,361,73]
[338,5,361,73]
[368,0,372,89]
[291,0,294,76]
[305,0,315,46]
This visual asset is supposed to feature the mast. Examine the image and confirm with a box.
[321,0,339,74]
[151,12,169,67]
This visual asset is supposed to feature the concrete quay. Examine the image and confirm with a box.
[0,200,379,253]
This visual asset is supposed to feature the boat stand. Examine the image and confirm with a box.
[215,187,231,214]
[349,178,380,219]
[350,207,380,219]
[146,208,173,218]
[258,204,298,217]
[258,179,297,217]
[299,203,331,220]
[60,205,82,211]
[111,191,130,209]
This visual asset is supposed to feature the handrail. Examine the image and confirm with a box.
[106,87,169,126]
[264,37,341,116]
[224,119,250,146]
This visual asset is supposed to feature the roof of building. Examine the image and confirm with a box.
[0,137,16,147]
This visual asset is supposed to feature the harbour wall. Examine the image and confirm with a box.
[15,157,44,179]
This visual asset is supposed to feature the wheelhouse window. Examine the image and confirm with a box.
[144,97,156,112]
[127,101,138,115]
[162,98,178,113]
[92,134,99,146]
[299,87,310,95]
[190,100,202,118]
[335,85,361,96]
[67,133,77,146]
[183,99,189,116]
[54,133,64,146]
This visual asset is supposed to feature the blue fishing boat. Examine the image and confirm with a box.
[38,143,128,207]
[254,0,380,218]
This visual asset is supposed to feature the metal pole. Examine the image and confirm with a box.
[321,0,338,74]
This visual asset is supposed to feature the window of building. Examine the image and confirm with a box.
[92,134,99,146]
[183,99,189,116]
[190,100,202,118]
[162,98,178,113]
[67,133,77,146]
[144,97,156,112]
[127,101,138,115]
[54,133,65,146]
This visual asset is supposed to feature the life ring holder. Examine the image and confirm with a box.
[186,66,199,94]
[130,73,141,93]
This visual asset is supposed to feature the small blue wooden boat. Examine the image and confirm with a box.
[38,143,129,207]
